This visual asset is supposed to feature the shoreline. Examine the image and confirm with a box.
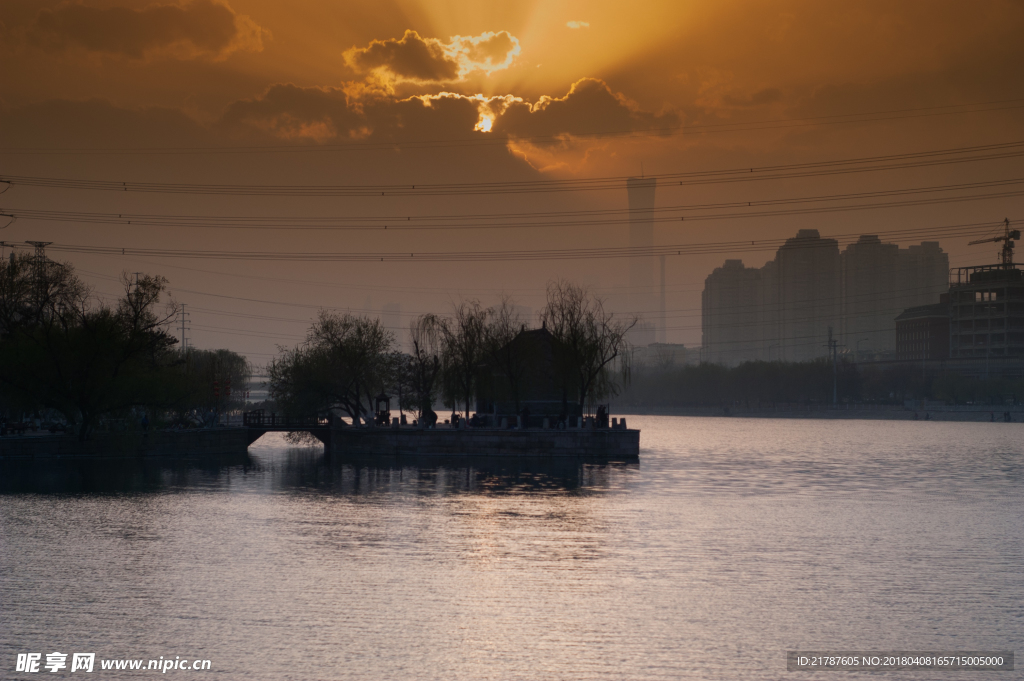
[614,405,1023,422]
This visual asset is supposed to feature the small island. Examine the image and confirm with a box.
[261,280,640,459]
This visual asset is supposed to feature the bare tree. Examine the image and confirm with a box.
[540,280,636,414]
[434,301,489,420]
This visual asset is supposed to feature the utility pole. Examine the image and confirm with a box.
[827,326,838,405]
[0,241,14,271]
[658,254,667,344]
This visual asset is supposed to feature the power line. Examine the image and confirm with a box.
[190,324,305,341]
[168,278,952,328]
[77,259,706,296]
[43,219,1012,263]
[7,177,1023,231]
[3,139,1022,195]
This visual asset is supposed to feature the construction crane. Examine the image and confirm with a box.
[968,218,1020,265]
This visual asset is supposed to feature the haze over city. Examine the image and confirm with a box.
[2,0,1023,364]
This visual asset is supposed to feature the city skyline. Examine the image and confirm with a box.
[701,230,949,364]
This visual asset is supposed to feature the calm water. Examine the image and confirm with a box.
[2,416,1022,680]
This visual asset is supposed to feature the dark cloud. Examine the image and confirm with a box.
[377,94,484,140]
[216,78,678,147]
[218,85,484,143]
[219,84,362,143]
[493,78,679,140]
[4,78,673,151]
[0,98,217,149]
[27,0,264,60]
[345,30,461,82]
[217,79,677,146]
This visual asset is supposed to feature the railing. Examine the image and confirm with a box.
[950,264,1024,286]
[243,409,330,428]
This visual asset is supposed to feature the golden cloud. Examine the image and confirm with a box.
[27,0,265,60]
[448,31,521,73]
[344,30,460,83]
[344,29,520,83]
[494,78,678,141]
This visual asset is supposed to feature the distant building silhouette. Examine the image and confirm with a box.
[701,260,762,364]
[897,241,949,313]
[775,229,841,362]
[701,230,949,365]
[632,342,691,367]
[627,177,657,341]
[896,297,950,361]
[841,235,900,357]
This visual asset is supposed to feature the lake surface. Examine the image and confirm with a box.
[2,416,1022,679]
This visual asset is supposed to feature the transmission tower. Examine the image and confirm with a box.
[25,241,52,307]
[178,303,191,353]
[176,303,190,356]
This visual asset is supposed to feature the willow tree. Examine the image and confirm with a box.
[540,280,637,414]
[406,314,444,422]
[269,311,396,424]
[432,301,489,420]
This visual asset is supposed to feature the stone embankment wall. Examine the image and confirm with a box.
[0,428,249,458]
[330,427,640,458]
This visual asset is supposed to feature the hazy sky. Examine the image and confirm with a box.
[1,0,1023,362]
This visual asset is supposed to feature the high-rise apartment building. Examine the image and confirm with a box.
[701,260,763,365]
[841,235,900,357]
[897,242,949,312]
[775,229,841,362]
[701,230,948,365]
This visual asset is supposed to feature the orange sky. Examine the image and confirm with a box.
[1,0,1023,360]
